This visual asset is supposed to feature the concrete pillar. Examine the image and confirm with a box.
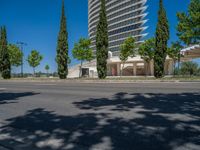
[133,62,137,76]
[168,60,174,75]
[107,65,111,76]
[117,63,121,76]
[164,61,169,75]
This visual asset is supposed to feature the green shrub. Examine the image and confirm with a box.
[180,62,199,76]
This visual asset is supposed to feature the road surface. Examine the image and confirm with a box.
[0,81,200,150]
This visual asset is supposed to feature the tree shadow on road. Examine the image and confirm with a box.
[0,92,199,150]
[0,92,39,105]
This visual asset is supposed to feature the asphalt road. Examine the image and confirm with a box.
[0,81,200,150]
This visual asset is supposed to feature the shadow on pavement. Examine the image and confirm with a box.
[0,92,39,105]
[0,92,199,150]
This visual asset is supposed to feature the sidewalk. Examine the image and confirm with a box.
[1,77,200,83]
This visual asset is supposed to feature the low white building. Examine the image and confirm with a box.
[180,44,200,61]
[68,60,98,78]
[68,44,200,78]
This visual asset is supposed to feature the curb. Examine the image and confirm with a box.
[1,79,200,83]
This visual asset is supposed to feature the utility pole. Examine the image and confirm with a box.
[17,42,27,77]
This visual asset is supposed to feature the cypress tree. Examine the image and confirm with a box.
[0,26,11,79]
[96,0,108,79]
[56,0,68,79]
[154,0,169,78]
[0,27,2,73]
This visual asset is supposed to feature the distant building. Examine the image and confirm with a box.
[88,0,148,55]
[67,44,200,78]
[68,1,200,78]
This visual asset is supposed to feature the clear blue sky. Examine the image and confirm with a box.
[0,0,191,73]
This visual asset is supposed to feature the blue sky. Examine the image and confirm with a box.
[0,0,191,73]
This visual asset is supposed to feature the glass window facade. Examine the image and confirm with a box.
[88,0,148,52]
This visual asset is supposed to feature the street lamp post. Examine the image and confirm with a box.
[17,42,27,78]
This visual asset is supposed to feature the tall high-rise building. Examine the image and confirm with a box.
[88,0,148,54]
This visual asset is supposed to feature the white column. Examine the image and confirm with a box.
[164,61,167,75]
[168,60,174,75]
[117,63,121,76]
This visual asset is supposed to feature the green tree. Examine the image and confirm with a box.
[96,0,108,79]
[0,26,11,79]
[27,50,43,76]
[119,37,136,76]
[197,67,200,76]
[154,0,169,78]
[72,38,93,77]
[138,38,155,76]
[0,27,3,74]
[56,0,68,79]
[180,61,199,77]
[7,44,23,67]
[45,65,50,76]
[177,0,200,45]
[167,41,183,76]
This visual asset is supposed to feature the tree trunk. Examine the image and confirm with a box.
[149,62,151,76]
[145,61,150,77]
[145,62,148,76]
[46,70,49,77]
[33,67,35,77]
[178,53,181,76]
[173,60,176,77]
[148,62,150,76]
[79,60,83,78]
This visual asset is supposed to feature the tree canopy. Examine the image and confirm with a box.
[119,37,136,76]
[177,0,200,45]
[0,26,11,79]
[167,41,183,75]
[72,38,93,63]
[56,0,68,79]
[96,0,109,79]
[139,38,155,76]
[167,41,183,62]
[73,38,93,77]
[154,0,169,78]
[8,44,23,67]
[27,50,43,75]
[120,37,136,63]
[45,65,50,71]
[138,38,155,63]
